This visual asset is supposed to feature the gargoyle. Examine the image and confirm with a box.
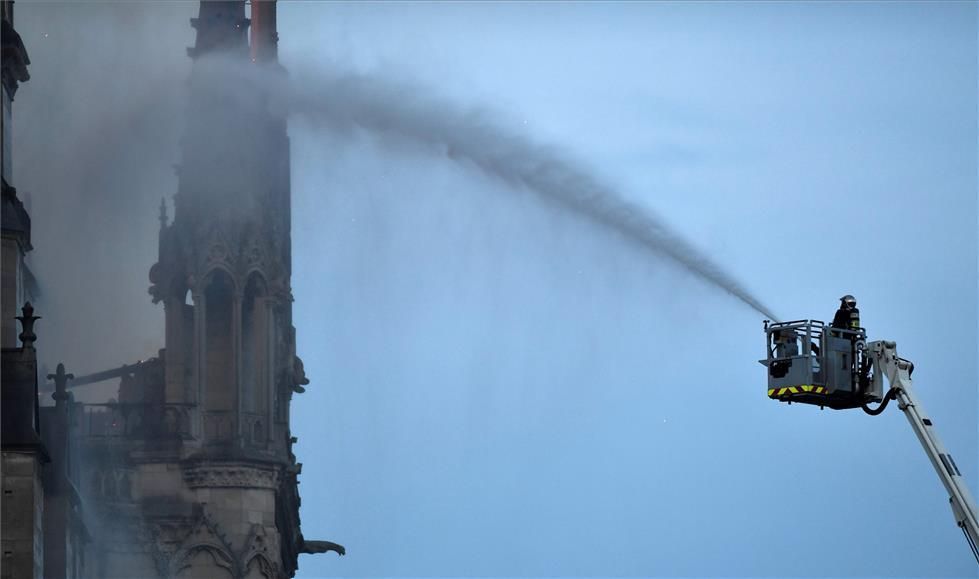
[301,540,345,557]
[289,355,310,393]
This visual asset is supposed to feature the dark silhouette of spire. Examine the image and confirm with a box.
[188,1,249,59]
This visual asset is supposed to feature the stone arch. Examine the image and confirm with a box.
[200,265,239,295]
[201,224,234,273]
[203,268,237,443]
[239,223,269,272]
[242,553,276,579]
[241,524,278,578]
[173,545,235,579]
[242,271,270,445]
[171,511,237,579]
[171,284,197,408]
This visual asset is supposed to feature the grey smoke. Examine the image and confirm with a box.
[276,65,779,321]
[13,2,192,387]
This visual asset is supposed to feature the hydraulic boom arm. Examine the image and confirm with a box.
[867,340,979,562]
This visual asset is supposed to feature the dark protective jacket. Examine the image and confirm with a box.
[832,306,861,331]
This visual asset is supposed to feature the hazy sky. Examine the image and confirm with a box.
[13,1,978,578]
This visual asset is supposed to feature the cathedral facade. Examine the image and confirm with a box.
[3,2,337,577]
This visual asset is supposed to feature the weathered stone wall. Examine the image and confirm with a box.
[76,455,285,578]
[1,451,44,579]
[1,237,23,348]
[72,3,307,576]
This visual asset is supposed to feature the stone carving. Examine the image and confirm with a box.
[47,362,74,404]
[139,518,208,578]
[200,223,233,272]
[183,464,280,489]
[163,406,191,437]
[148,261,165,303]
[144,523,173,579]
[242,525,280,578]
[301,540,346,557]
[143,510,283,578]
[15,302,39,349]
[286,356,309,394]
[241,228,268,271]
[206,242,231,267]
[243,554,277,579]
[170,510,236,578]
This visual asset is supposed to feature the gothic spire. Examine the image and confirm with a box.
[187,1,249,60]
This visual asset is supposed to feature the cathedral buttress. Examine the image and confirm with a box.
[150,0,296,456]
[134,1,308,576]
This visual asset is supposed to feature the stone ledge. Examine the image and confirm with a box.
[182,464,279,490]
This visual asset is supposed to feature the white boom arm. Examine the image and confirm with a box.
[867,340,979,561]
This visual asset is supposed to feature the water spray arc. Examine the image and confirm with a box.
[280,68,779,321]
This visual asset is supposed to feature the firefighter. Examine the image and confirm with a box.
[832,294,865,396]
[832,294,860,332]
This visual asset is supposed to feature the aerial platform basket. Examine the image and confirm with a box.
[760,319,882,410]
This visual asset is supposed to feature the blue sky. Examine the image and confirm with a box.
[279,2,977,577]
[12,1,977,577]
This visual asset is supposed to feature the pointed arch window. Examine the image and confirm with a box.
[203,269,235,442]
[242,273,269,445]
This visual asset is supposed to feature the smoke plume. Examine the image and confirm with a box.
[277,65,779,321]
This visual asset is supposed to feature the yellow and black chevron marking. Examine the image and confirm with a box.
[767,385,827,398]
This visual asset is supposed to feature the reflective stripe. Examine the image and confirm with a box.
[768,385,827,398]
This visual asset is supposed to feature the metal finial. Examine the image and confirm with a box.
[47,362,74,404]
[16,302,40,349]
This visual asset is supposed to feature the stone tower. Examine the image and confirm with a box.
[76,2,336,577]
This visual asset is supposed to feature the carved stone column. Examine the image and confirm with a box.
[233,290,242,446]
[193,289,205,441]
